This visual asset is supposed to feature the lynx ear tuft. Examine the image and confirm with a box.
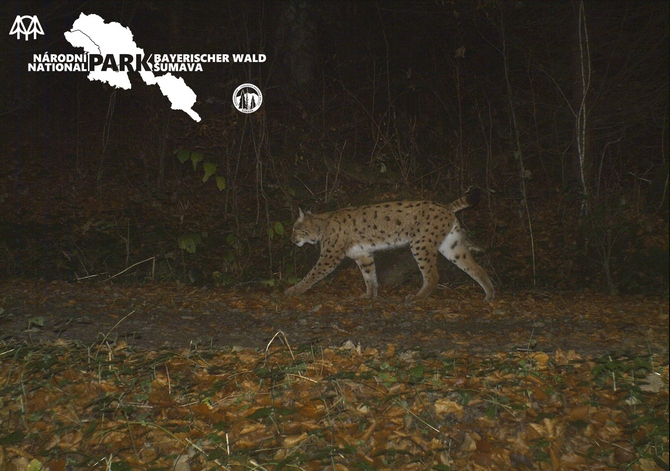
[298,208,305,221]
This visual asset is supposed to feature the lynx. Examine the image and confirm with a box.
[285,189,495,302]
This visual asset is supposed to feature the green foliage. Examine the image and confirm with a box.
[267,221,285,240]
[0,431,24,444]
[591,354,653,388]
[27,316,45,329]
[212,233,244,284]
[178,232,203,254]
[190,151,204,171]
[223,233,241,263]
[202,162,216,183]
[26,459,45,471]
[175,148,225,191]
[407,363,425,384]
[175,149,190,164]
[110,460,132,471]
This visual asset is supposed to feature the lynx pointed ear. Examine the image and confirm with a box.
[298,208,305,221]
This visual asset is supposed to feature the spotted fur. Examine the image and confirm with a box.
[285,189,495,301]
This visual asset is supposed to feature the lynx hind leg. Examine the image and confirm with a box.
[439,229,495,302]
[407,243,440,301]
[353,254,379,298]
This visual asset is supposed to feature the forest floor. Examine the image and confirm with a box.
[1,277,668,356]
[1,269,669,471]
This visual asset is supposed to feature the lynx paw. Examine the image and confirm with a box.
[284,286,299,296]
[359,291,379,299]
[285,284,311,296]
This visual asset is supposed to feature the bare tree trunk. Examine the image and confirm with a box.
[274,1,317,94]
[570,0,592,215]
[500,8,537,287]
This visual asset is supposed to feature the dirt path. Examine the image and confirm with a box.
[1,279,667,356]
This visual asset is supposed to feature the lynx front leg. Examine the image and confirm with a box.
[284,251,345,296]
[352,254,378,298]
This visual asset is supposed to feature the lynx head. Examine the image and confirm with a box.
[290,208,320,246]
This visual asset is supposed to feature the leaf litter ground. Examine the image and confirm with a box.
[0,277,668,470]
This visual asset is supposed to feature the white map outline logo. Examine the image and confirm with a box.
[63,13,200,122]
[10,15,44,41]
[233,84,262,114]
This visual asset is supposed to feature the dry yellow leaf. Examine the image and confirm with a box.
[434,398,464,418]
[529,351,550,366]
[568,405,591,421]
[460,432,479,452]
[283,432,308,448]
[237,421,265,436]
[560,453,587,466]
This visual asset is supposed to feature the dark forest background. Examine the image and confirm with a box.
[1,0,668,295]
